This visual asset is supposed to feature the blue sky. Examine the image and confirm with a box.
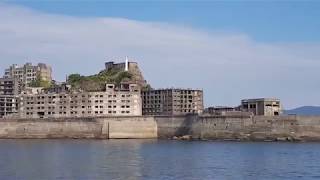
[0,1,320,109]
[7,1,320,42]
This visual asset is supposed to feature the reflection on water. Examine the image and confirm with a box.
[0,140,320,180]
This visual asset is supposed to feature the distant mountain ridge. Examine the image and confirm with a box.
[284,106,320,115]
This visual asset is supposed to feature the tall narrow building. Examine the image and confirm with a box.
[0,78,19,118]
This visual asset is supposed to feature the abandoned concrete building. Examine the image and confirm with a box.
[0,78,20,118]
[4,63,52,86]
[18,83,142,119]
[142,88,204,115]
[241,98,282,116]
[204,106,236,115]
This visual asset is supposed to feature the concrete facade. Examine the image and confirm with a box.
[142,89,204,115]
[4,63,52,85]
[18,84,142,119]
[0,78,20,95]
[0,95,18,118]
[241,98,281,116]
[0,78,20,118]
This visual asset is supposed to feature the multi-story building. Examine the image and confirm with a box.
[241,98,282,116]
[0,78,19,118]
[0,78,20,95]
[18,83,142,119]
[0,96,18,118]
[4,63,52,86]
[142,89,204,115]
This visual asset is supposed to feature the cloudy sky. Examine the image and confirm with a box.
[0,1,319,109]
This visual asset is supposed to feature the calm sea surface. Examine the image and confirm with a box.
[0,139,319,180]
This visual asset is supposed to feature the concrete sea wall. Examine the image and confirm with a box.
[1,115,320,141]
[0,116,157,139]
[155,115,320,141]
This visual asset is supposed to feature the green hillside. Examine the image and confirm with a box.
[67,68,133,92]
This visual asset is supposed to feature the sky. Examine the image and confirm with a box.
[0,1,319,109]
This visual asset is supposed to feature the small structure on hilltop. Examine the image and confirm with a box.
[104,57,148,88]
[67,57,150,92]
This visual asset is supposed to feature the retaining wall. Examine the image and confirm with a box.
[1,115,320,141]
[0,116,157,139]
[155,115,320,141]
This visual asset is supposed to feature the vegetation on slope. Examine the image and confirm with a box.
[67,68,133,92]
[29,75,52,88]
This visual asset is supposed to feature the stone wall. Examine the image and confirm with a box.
[0,118,102,139]
[0,116,157,139]
[103,116,157,139]
[155,115,320,141]
[1,115,320,141]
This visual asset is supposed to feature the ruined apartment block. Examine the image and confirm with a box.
[241,98,282,116]
[0,78,19,118]
[142,89,204,115]
[4,62,52,85]
[18,84,142,119]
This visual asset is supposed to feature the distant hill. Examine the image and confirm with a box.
[284,106,320,115]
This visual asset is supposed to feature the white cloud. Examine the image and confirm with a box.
[0,3,319,109]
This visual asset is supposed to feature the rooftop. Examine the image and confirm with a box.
[241,98,280,102]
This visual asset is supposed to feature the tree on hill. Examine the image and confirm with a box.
[67,69,134,92]
[28,75,51,88]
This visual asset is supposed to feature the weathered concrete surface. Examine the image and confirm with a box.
[0,116,157,139]
[1,115,320,141]
[0,118,102,139]
[155,115,320,141]
[105,116,157,139]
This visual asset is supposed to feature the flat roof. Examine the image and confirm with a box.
[241,98,280,102]
[143,88,203,92]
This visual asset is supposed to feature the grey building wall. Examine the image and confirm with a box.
[0,78,19,118]
[4,63,52,86]
[18,84,142,119]
[241,98,281,116]
[142,89,204,115]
